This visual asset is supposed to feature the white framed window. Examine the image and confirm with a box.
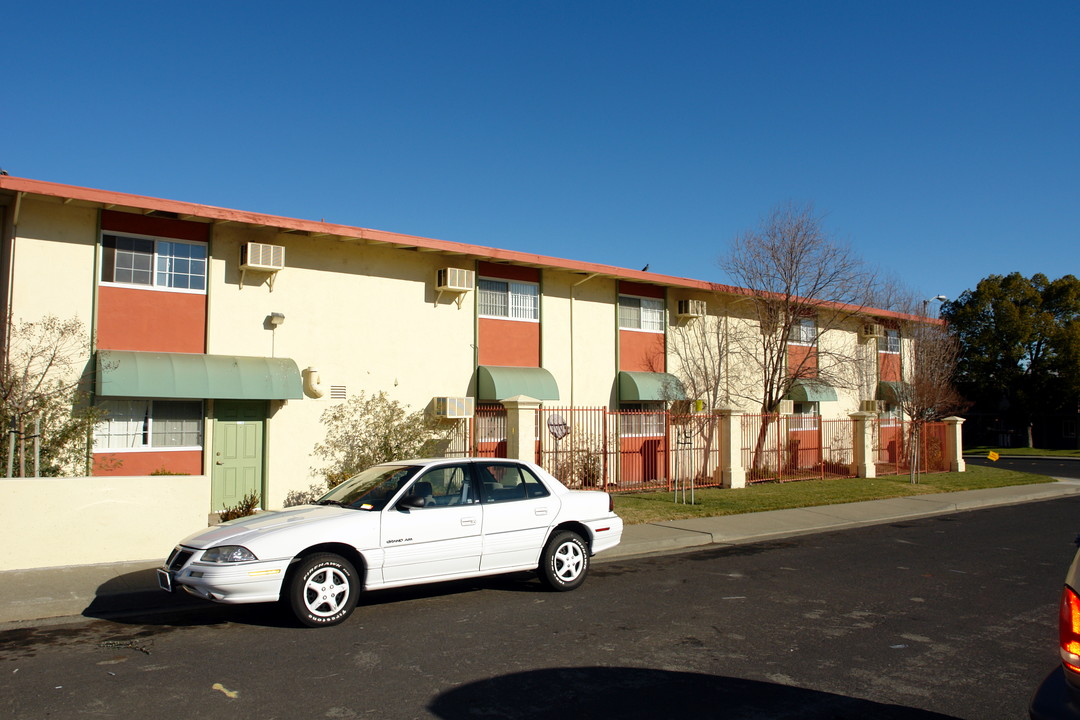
[478,278,539,321]
[101,233,207,292]
[788,401,819,430]
[788,317,816,345]
[619,402,666,436]
[94,399,204,451]
[619,295,664,333]
[879,328,901,353]
[880,403,901,427]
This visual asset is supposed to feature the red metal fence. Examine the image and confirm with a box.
[874,420,949,476]
[443,409,950,490]
[740,414,858,483]
[534,407,724,493]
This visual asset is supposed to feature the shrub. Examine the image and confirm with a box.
[220,492,260,522]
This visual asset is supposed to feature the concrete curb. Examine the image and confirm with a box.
[3,481,1078,627]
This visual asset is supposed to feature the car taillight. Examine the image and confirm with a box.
[1060,585,1080,672]
[608,493,614,513]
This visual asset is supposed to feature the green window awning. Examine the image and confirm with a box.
[785,379,838,403]
[877,381,908,404]
[477,366,560,401]
[96,351,303,400]
[618,371,687,402]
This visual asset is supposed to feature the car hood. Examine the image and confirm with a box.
[178,505,364,549]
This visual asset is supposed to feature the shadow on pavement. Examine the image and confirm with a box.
[81,566,546,628]
[428,667,960,720]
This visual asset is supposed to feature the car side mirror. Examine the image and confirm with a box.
[397,495,425,510]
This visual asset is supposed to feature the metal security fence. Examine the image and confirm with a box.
[740,414,857,484]
[443,408,952,490]
[534,407,724,493]
[874,420,949,476]
[441,406,508,459]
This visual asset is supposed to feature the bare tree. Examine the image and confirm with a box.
[0,315,100,476]
[720,202,876,470]
[665,311,727,480]
[894,306,967,483]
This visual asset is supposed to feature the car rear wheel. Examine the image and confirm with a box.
[288,553,358,627]
[539,530,589,591]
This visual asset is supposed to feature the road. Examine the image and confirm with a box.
[965,454,1080,480]
[3,497,1078,720]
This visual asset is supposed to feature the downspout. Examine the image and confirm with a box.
[86,208,103,476]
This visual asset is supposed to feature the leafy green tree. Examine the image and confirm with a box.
[310,390,448,491]
[0,315,102,476]
[942,273,1080,446]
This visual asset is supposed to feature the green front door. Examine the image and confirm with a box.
[212,400,267,510]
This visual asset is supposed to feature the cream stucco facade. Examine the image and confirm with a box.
[0,176,928,513]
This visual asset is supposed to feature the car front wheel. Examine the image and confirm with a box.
[288,553,359,627]
[539,530,589,591]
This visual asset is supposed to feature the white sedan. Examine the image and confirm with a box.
[158,457,623,626]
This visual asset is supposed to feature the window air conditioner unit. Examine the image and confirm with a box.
[777,400,794,415]
[436,268,475,292]
[433,396,475,419]
[240,242,286,271]
[861,399,886,413]
[676,299,706,319]
[860,323,885,340]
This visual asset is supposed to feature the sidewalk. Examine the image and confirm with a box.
[3,481,1079,627]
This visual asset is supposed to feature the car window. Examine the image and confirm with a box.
[408,465,478,507]
[318,465,420,511]
[478,463,550,504]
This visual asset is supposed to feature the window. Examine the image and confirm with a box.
[619,295,664,332]
[619,402,666,436]
[477,463,550,503]
[101,233,207,291]
[879,328,900,353]
[788,402,819,430]
[94,400,204,450]
[789,317,816,345]
[410,465,478,507]
[880,403,901,427]
[478,279,538,320]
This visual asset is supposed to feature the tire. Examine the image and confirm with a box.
[288,553,359,627]
[538,530,589,591]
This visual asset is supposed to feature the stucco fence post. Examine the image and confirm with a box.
[849,411,877,478]
[943,416,966,472]
[714,408,746,489]
[501,395,542,462]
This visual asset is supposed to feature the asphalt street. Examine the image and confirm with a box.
[3,496,1077,720]
[965,454,1080,480]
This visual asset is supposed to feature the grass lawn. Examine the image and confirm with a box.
[612,465,1055,525]
[965,446,1080,458]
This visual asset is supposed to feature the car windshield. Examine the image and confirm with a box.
[317,465,421,511]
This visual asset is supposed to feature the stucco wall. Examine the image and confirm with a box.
[0,475,210,571]
[9,197,96,341]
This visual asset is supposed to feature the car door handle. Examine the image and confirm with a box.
[461,518,477,526]
[534,508,548,516]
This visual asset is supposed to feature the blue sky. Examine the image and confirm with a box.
[4,1,1077,306]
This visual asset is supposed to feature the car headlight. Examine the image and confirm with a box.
[201,546,258,563]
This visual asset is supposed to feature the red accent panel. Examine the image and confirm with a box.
[880,352,901,382]
[93,450,203,476]
[97,286,206,352]
[619,281,664,299]
[479,318,540,367]
[477,261,540,283]
[101,209,209,243]
[620,330,665,372]
[787,344,819,377]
